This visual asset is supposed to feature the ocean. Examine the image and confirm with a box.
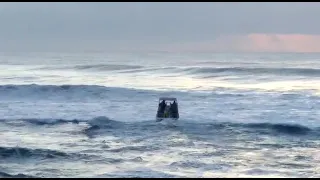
[0,52,319,178]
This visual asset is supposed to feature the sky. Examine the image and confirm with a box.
[0,2,320,52]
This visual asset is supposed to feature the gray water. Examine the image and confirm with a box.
[0,52,320,178]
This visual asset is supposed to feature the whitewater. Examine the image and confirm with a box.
[0,52,319,178]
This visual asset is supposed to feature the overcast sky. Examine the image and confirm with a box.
[0,2,320,52]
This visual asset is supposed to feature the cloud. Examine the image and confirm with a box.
[243,34,320,52]
[0,2,320,52]
[159,34,320,53]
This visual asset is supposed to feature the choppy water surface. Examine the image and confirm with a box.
[0,52,319,178]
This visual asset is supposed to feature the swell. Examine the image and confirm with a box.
[0,116,122,129]
[0,84,215,101]
[0,84,156,99]
[86,120,320,138]
[36,64,143,72]
[0,84,152,93]
[0,146,100,161]
[0,118,82,126]
[244,122,311,134]
[0,146,70,159]
[182,67,320,77]
[87,117,319,137]
[35,64,320,77]
[1,116,318,137]
[0,171,36,178]
[37,64,181,75]
[0,84,316,100]
[118,67,179,74]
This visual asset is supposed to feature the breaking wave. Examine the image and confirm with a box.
[0,171,36,178]
[0,118,82,126]
[0,146,70,159]
[0,84,155,100]
[181,67,320,77]
[0,146,104,162]
[1,116,317,137]
[33,63,320,77]
[82,119,320,138]
[36,64,144,72]
[244,123,312,135]
[0,84,316,101]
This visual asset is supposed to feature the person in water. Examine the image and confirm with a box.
[160,100,166,110]
[169,100,178,118]
[158,100,166,117]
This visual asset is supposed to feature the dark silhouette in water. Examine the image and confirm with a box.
[157,100,166,118]
[156,98,179,120]
[169,101,179,118]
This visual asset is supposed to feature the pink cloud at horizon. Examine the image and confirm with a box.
[163,34,320,53]
[243,33,320,52]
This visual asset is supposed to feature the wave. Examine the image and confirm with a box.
[1,116,319,138]
[0,146,70,159]
[0,83,193,100]
[0,171,36,178]
[84,116,318,135]
[244,123,311,135]
[0,146,101,161]
[1,118,82,126]
[0,84,155,99]
[13,116,314,138]
[36,64,143,72]
[0,83,219,101]
[30,62,320,78]
[0,84,121,92]
[0,116,117,127]
[45,64,181,75]
[0,145,129,169]
[107,145,160,153]
[181,67,320,77]
[118,67,179,74]
[83,116,125,138]
[37,64,320,77]
[0,84,314,101]
[73,64,143,71]
[85,119,320,138]
[95,168,184,178]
